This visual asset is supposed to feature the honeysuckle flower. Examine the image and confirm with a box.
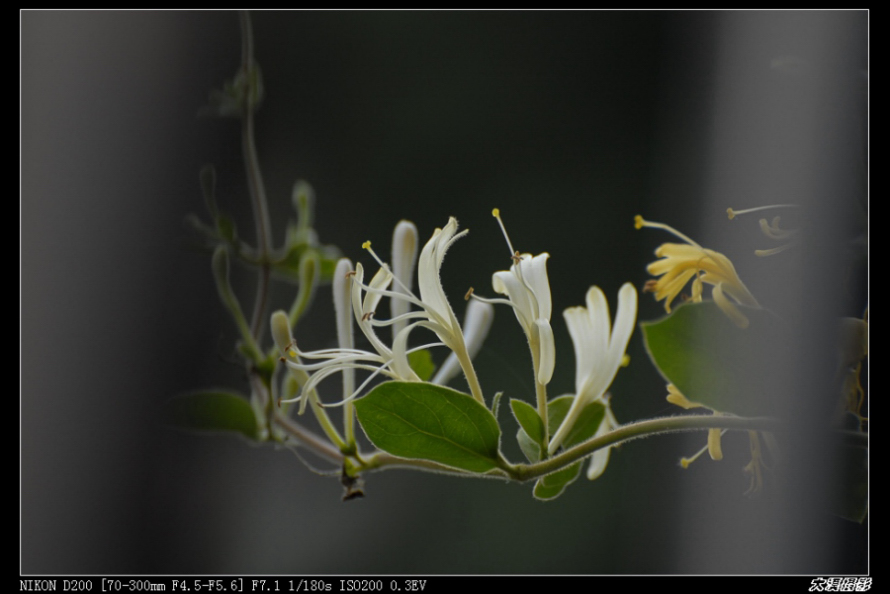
[548,284,637,481]
[635,215,760,329]
[273,261,432,414]
[354,218,487,403]
[475,209,555,386]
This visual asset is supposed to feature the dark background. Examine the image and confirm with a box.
[22,10,867,574]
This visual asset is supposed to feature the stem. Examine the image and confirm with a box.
[273,414,344,464]
[239,10,273,342]
[354,414,867,481]
[530,345,549,449]
[513,414,865,482]
[307,391,348,452]
[455,342,485,405]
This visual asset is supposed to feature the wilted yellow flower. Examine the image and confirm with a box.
[635,215,759,328]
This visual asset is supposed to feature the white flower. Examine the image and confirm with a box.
[479,209,555,386]
[276,261,425,413]
[366,218,488,402]
[548,283,638,480]
[276,218,488,407]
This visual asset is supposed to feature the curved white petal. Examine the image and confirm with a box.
[417,218,464,335]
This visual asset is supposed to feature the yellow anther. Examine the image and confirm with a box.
[620,354,631,368]
[726,207,736,220]
[362,241,371,250]
[288,348,297,358]
[492,208,517,256]
[634,215,645,230]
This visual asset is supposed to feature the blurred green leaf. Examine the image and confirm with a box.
[355,382,501,473]
[408,350,436,382]
[165,391,258,441]
[641,302,790,417]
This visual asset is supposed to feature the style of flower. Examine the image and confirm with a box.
[548,283,637,481]
[635,215,760,329]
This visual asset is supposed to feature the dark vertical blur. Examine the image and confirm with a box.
[22,11,866,573]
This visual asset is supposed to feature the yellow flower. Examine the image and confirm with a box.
[635,215,759,328]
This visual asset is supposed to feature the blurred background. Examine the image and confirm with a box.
[22,10,867,574]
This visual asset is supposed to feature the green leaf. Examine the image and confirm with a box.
[407,350,436,382]
[533,461,583,501]
[516,428,541,463]
[510,399,544,446]
[164,391,258,441]
[561,401,606,449]
[355,382,501,473]
[546,395,574,435]
[641,301,790,417]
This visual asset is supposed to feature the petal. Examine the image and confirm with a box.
[534,318,555,385]
[587,406,617,480]
[492,269,534,331]
[607,283,637,371]
[585,286,611,375]
[519,253,552,319]
[563,305,596,394]
[417,218,463,332]
[390,323,422,381]
[432,300,494,386]
[712,283,749,328]
[390,221,419,335]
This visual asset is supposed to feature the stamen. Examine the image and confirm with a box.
[464,287,474,301]
[634,215,702,248]
[727,204,799,219]
[364,241,417,300]
[492,208,516,257]
[362,311,375,321]
[680,444,709,469]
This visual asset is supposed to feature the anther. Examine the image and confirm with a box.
[362,311,375,321]
[362,241,371,250]
[492,208,517,256]
[464,287,474,301]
